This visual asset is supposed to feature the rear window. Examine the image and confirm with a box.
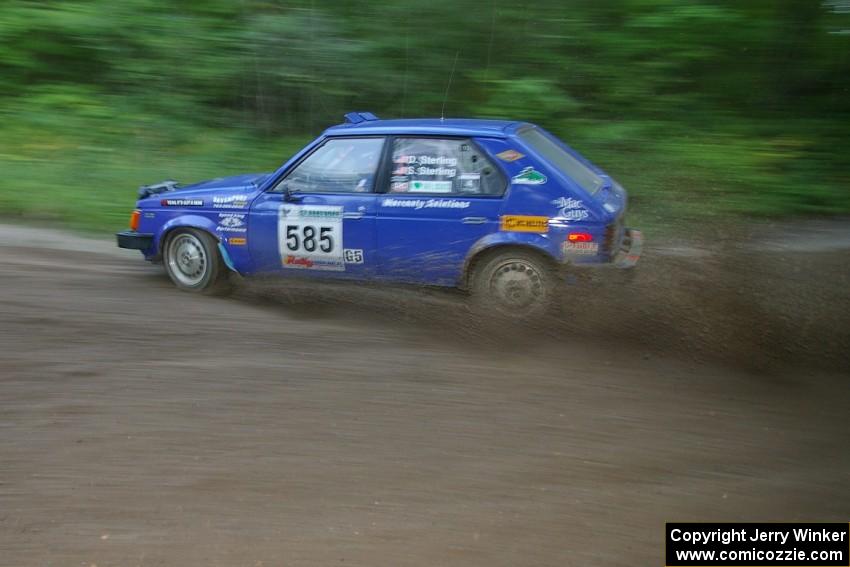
[390,137,506,196]
[518,127,604,195]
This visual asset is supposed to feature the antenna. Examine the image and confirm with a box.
[401,20,409,117]
[441,51,460,121]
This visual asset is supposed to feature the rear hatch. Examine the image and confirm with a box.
[596,178,628,257]
[517,126,627,256]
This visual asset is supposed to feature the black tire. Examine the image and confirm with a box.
[163,228,232,295]
[469,248,558,318]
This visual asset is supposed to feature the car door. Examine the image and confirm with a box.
[248,136,385,278]
[376,137,507,285]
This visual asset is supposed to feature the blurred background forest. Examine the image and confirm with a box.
[0,0,848,233]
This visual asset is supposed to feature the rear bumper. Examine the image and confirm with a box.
[116,231,154,250]
[612,228,643,268]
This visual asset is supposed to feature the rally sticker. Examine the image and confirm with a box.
[562,241,598,255]
[161,198,203,207]
[343,249,364,264]
[500,215,550,233]
[213,194,249,209]
[495,149,525,162]
[551,197,589,220]
[410,180,453,193]
[511,167,547,185]
[381,198,470,209]
[217,213,246,233]
[458,173,481,192]
[279,205,344,270]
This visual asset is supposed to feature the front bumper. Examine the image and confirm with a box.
[116,231,154,250]
[613,228,643,268]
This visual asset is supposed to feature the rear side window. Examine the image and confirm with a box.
[390,138,506,196]
[518,127,604,195]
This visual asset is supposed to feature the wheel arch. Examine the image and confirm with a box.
[462,235,560,290]
[154,214,220,258]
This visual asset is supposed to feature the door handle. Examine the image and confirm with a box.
[462,217,487,224]
[343,212,364,220]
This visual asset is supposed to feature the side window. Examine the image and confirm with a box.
[390,138,506,196]
[275,137,385,193]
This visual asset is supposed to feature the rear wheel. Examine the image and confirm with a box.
[469,248,558,318]
[163,228,231,295]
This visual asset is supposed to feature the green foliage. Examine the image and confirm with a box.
[0,0,848,234]
[475,73,581,121]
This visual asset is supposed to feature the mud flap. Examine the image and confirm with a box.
[614,228,643,268]
[217,242,237,273]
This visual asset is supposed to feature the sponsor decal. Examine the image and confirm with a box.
[284,255,313,267]
[212,194,249,209]
[279,205,345,271]
[511,166,547,185]
[380,198,470,209]
[458,173,481,192]
[282,206,343,220]
[343,249,364,264]
[495,149,525,162]
[559,209,589,221]
[161,198,203,207]
[410,180,453,193]
[229,237,247,246]
[216,213,247,233]
[551,196,590,221]
[500,215,550,233]
[143,212,156,218]
[283,255,341,269]
[562,241,598,255]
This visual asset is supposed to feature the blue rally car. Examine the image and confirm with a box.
[117,112,642,315]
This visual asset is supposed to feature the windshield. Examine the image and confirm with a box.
[519,127,605,195]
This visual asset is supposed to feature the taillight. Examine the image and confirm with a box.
[567,232,593,242]
[129,210,141,231]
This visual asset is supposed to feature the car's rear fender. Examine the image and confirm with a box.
[462,232,560,288]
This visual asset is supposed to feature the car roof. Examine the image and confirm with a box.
[324,117,523,138]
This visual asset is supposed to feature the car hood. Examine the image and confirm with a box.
[175,172,271,193]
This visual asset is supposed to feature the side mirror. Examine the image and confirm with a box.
[283,183,303,202]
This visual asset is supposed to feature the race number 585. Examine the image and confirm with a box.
[284,225,334,253]
[278,204,344,270]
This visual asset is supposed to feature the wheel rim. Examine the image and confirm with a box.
[489,259,544,309]
[167,233,207,287]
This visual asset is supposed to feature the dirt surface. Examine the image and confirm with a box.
[1,222,848,567]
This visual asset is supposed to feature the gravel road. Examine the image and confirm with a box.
[1,223,848,566]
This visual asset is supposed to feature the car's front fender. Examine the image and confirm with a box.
[154,214,220,255]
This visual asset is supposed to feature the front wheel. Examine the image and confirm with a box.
[469,248,558,318]
[163,228,232,295]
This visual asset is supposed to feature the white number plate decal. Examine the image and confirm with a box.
[279,205,344,270]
